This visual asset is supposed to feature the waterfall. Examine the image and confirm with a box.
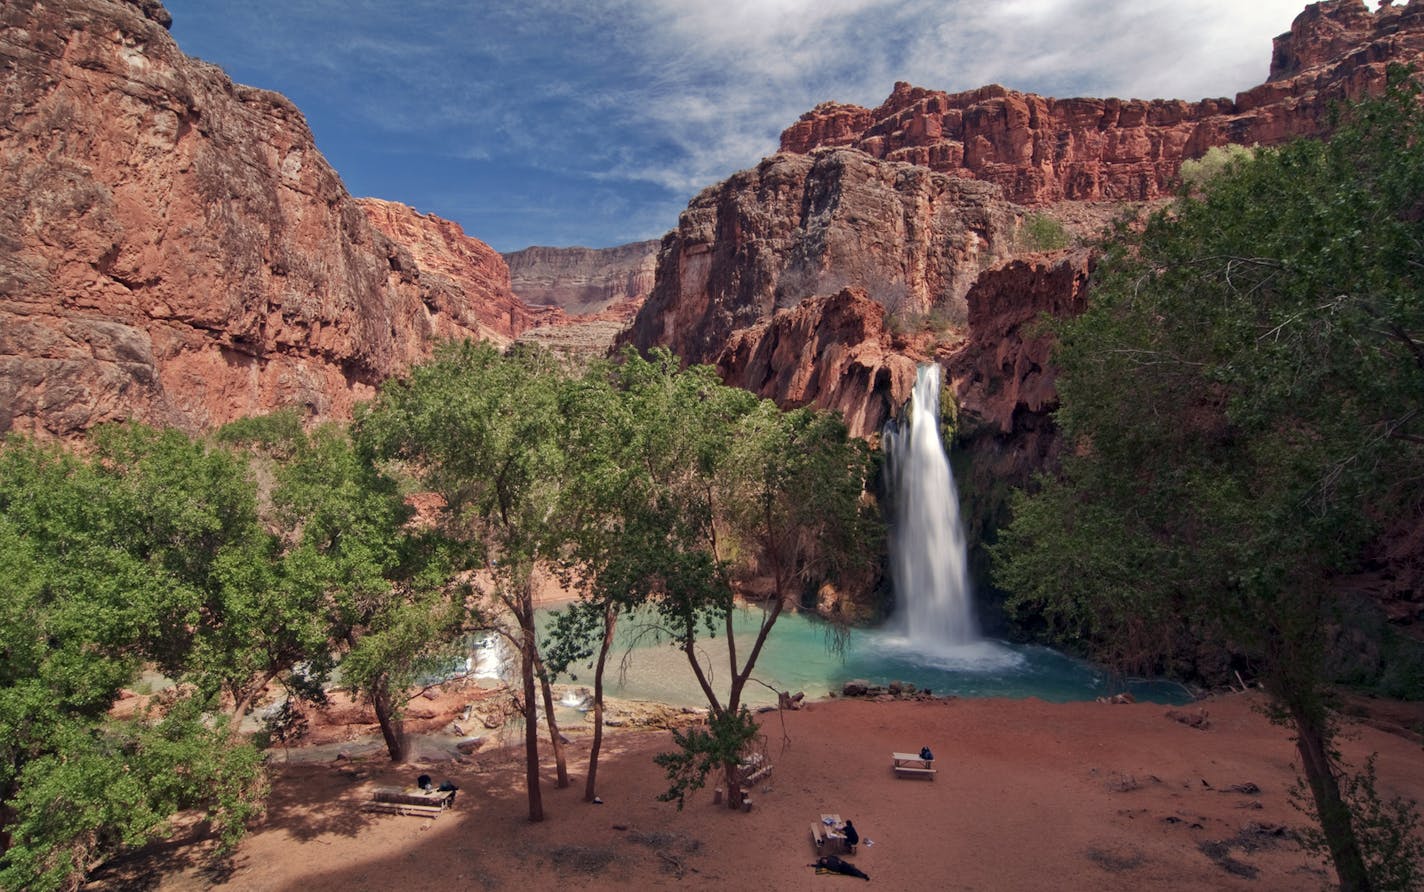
[883,363,978,648]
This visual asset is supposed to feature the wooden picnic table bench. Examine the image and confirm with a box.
[811,813,848,853]
[361,785,455,818]
[738,752,773,786]
[892,752,937,780]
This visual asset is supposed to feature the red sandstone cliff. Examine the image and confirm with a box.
[717,287,925,439]
[620,148,1020,380]
[779,0,1424,205]
[0,0,527,438]
[356,198,558,340]
[626,0,1424,445]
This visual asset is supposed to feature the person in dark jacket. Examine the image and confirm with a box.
[813,855,869,880]
[842,819,860,852]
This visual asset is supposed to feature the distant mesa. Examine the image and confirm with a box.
[503,241,659,318]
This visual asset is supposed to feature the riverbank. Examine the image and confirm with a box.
[84,691,1424,891]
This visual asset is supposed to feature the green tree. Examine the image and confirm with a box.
[0,434,267,892]
[993,76,1424,892]
[358,341,574,820]
[1178,143,1256,193]
[591,350,877,808]
[541,358,648,803]
[90,424,307,726]
[226,419,467,763]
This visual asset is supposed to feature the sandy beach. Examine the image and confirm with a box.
[84,690,1424,891]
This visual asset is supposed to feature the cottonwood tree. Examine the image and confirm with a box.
[92,424,316,727]
[583,350,877,809]
[0,433,267,892]
[222,417,468,764]
[993,75,1424,892]
[358,341,575,820]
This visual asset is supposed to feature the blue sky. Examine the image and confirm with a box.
[165,1,1324,252]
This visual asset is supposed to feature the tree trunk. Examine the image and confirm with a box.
[370,675,407,764]
[585,604,616,802]
[517,602,545,822]
[723,757,744,809]
[1293,704,1372,891]
[536,651,569,788]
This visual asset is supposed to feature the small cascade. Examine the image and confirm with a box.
[883,363,978,648]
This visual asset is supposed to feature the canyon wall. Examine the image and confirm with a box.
[716,287,925,439]
[779,0,1424,205]
[620,147,1021,421]
[0,0,527,438]
[630,0,1424,452]
[504,241,658,316]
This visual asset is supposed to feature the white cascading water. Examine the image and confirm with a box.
[883,363,979,648]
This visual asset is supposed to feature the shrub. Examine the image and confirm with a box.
[1017,213,1071,252]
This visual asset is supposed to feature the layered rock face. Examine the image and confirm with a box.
[357,198,556,339]
[717,287,924,439]
[779,0,1424,205]
[0,0,519,437]
[949,253,1094,443]
[504,241,658,317]
[621,148,1020,379]
[628,0,1424,445]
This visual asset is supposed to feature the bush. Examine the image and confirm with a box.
[1293,755,1424,892]
[1179,144,1256,193]
[1017,213,1071,252]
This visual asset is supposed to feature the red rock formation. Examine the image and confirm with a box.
[717,288,923,439]
[0,0,521,438]
[779,0,1424,205]
[358,201,656,358]
[948,252,1094,442]
[503,241,658,317]
[357,198,557,339]
[621,149,1020,368]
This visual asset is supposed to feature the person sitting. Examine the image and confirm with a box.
[919,745,934,763]
[842,819,860,853]
[437,779,459,804]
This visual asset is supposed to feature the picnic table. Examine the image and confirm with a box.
[738,752,773,786]
[810,813,849,854]
[892,752,937,780]
[362,785,456,818]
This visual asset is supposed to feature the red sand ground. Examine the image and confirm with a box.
[85,691,1424,891]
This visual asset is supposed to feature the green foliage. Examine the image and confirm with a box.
[256,419,465,756]
[215,408,304,458]
[87,424,299,712]
[1293,755,1424,892]
[995,74,1424,681]
[0,703,265,892]
[992,71,1424,889]
[0,431,272,891]
[653,707,760,809]
[1378,632,1424,701]
[1017,212,1071,252]
[357,340,567,573]
[1178,143,1257,193]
